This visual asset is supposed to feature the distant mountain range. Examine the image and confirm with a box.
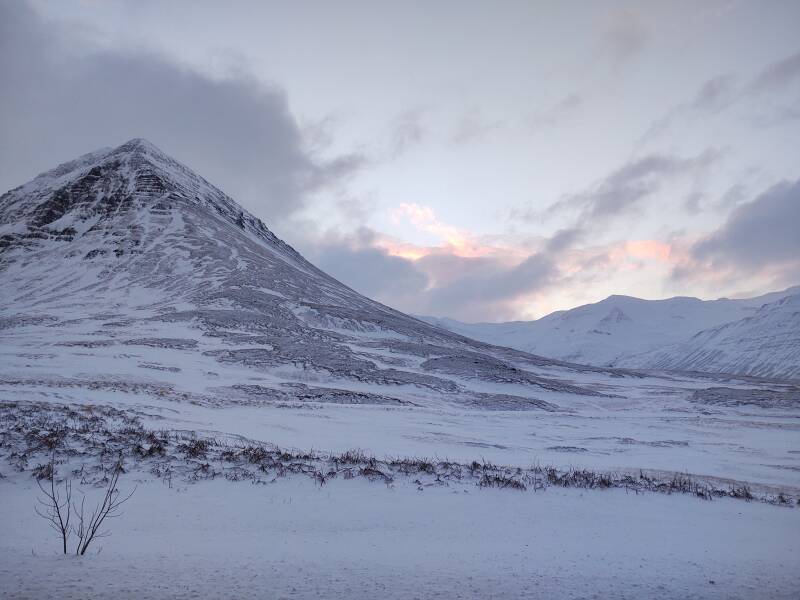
[419,286,800,380]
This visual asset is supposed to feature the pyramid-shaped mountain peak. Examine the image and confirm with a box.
[1,140,613,413]
[0,140,289,263]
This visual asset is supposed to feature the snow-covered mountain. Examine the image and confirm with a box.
[3,141,800,600]
[0,138,634,411]
[615,292,800,379]
[419,287,800,379]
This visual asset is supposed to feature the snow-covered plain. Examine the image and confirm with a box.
[3,475,799,599]
[2,139,799,598]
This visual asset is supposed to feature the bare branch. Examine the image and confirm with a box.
[72,459,135,556]
[33,451,71,554]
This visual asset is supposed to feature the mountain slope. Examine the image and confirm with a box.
[0,139,633,411]
[419,287,799,377]
[616,292,800,379]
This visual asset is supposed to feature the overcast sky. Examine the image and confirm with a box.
[2,0,799,321]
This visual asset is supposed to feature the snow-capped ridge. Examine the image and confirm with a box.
[616,291,800,379]
[418,285,800,379]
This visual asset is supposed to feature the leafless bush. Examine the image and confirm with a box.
[359,466,393,484]
[730,485,753,501]
[72,460,136,555]
[333,448,371,464]
[34,453,72,554]
[177,438,209,459]
[479,473,527,491]
[34,451,135,556]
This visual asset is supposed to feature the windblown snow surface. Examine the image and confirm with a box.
[1,140,798,599]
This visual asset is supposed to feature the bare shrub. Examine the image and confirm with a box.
[478,473,527,491]
[730,485,753,501]
[34,453,71,554]
[72,460,136,555]
[177,438,209,459]
[34,451,135,556]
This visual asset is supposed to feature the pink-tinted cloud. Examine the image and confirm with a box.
[390,202,525,260]
[313,212,695,320]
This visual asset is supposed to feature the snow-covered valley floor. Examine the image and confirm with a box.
[2,475,799,599]
[1,304,799,598]
[1,389,799,599]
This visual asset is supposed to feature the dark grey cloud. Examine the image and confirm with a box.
[690,179,800,272]
[413,252,557,320]
[747,50,800,94]
[0,2,361,224]
[602,8,648,66]
[638,74,737,144]
[684,181,750,215]
[450,110,502,145]
[529,94,583,130]
[683,191,706,215]
[641,50,800,143]
[298,225,565,321]
[752,104,800,126]
[544,150,720,223]
[310,230,430,301]
[716,182,749,210]
[390,109,428,157]
[690,74,738,112]
[545,228,585,253]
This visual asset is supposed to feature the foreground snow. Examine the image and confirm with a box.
[2,475,798,599]
[1,394,798,599]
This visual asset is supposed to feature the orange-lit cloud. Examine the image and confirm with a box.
[319,208,723,320]
[600,239,676,272]
[387,202,525,260]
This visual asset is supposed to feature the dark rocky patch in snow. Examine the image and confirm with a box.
[690,386,800,409]
[228,383,414,406]
[123,338,199,350]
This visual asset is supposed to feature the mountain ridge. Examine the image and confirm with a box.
[418,285,800,379]
[615,292,800,379]
[1,138,640,413]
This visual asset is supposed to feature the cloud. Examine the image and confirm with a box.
[641,50,800,143]
[0,2,362,224]
[690,179,800,271]
[690,74,738,112]
[301,216,694,321]
[415,252,557,320]
[389,108,428,157]
[450,110,502,145]
[545,228,585,253]
[601,8,648,66]
[638,74,738,144]
[544,150,720,224]
[529,94,583,130]
[747,50,800,95]
[309,228,430,301]
[669,179,800,294]
[299,217,563,321]
[299,227,547,321]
